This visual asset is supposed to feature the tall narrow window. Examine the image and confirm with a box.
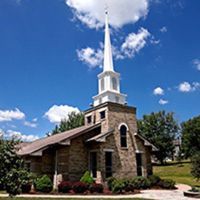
[101,78,105,92]
[90,152,97,178]
[105,151,112,178]
[112,77,117,90]
[120,125,127,148]
[136,153,142,176]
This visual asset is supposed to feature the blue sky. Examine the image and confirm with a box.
[0,0,199,141]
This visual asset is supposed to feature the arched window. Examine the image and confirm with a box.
[120,125,127,148]
[101,78,105,92]
[112,77,117,90]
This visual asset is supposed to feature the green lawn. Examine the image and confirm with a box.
[154,160,200,187]
[0,198,151,200]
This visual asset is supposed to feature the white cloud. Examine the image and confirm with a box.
[160,26,167,33]
[44,105,80,123]
[77,47,103,68]
[24,121,37,128]
[66,0,149,29]
[32,118,38,122]
[159,99,168,105]
[5,130,39,142]
[121,28,150,58]
[77,27,150,67]
[178,81,200,92]
[153,87,164,95]
[193,59,200,71]
[0,108,25,122]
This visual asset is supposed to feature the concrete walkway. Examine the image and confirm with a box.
[0,184,195,200]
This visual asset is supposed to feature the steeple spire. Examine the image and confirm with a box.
[103,9,114,72]
[92,9,127,107]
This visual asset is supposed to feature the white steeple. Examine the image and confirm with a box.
[93,10,127,107]
[103,10,114,72]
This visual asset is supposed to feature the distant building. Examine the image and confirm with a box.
[18,10,157,188]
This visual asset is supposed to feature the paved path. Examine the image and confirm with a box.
[0,184,196,200]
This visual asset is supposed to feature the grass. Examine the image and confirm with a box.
[0,198,152,200]
[154,160,200,187]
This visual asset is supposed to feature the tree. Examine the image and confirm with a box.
[181,115,200,158]
[0,138,30,197]
[137,111,179,164]
[51,112,84,135]
[191,152,200,182]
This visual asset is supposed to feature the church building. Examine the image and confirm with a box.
[18,11,157,187]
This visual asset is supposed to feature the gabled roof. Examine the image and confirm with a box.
[86,129,114,142]
[134,133,158,152]
[18,123,101,156]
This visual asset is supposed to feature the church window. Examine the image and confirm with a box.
[100,110,106,119]
[87,116,92,124]
[120,125,127,148]
[101,78,105,92]
[112,77,117,90]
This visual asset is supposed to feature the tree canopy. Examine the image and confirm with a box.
[51,112,84,135]
[0,137,31,196]
[137,110,179,164]
[181,115,200,158]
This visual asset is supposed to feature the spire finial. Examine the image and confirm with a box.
[103,6,114,72]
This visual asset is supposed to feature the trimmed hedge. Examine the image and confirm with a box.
[34,175,53,193]
[158,179,176,189]
[58,181,72,193]
[148,175,161,187]
[89,183,104,193]
[72,182,88,193]
[131,176,150,189]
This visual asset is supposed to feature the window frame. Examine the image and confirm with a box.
[119,124,128,148]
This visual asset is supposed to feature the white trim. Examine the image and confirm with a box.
[135,150,144,153]
[118,123,129,131]
[103,148,114,152]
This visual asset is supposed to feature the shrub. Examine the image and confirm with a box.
[73,182,88,193]
[80,171,94,184]
[131,176,150,189]
[58,181,72,193]
[111,179,125,193]
[106,177,116,191]
[122,179,134,192]
[34,175,53,193]
[191,152,200,181]
[158,179,176,189]
[21,183,32,193]
[89,183,104,193]
[148,175,161,187]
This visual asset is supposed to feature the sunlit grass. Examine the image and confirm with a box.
[154,160,200,187]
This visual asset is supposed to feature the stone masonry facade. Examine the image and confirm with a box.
[24,102,153,182]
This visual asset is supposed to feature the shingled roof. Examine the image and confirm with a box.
[18,123,101,156]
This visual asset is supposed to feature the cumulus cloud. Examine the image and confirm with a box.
[153,87,164,95]
[193,59,200,71]
[77,28,150,68]
[5,130,39,142]
[66,0,149,29]
[24,121,37,128]
[159,99,168,105]
[44,105,80,123]
[121,28,150,58]
[178,81,200,92]
[0,108,25,122]
[77,47,103,68]
[160,26,167,33]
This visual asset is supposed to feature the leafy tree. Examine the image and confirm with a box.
[52,112,84,135]
[191,152,200,182]
[181,115,200,158]
[137,111,179,164]
[0,138,31,197]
